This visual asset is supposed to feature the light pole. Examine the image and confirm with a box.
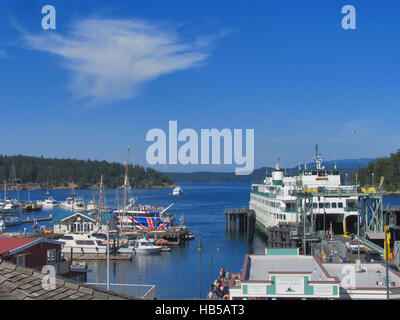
[210,243,221,283]
[372,172,375,186]
[198,236,204,299]
[345,173,348,185]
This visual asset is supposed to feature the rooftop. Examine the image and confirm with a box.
[244,254,338,283]
[324,263,400,289]
[0,260,135,300]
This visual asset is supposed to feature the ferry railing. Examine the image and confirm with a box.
[85,282,156,300]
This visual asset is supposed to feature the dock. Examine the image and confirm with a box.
[224,209,256,243]
[21,216,53,224]
[65,254,132,261]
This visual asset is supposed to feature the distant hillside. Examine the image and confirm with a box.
[357,151,400,192]
[0,155,173,189]
[165,158,374,184]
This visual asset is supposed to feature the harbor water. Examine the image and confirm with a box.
[4,183,400,299]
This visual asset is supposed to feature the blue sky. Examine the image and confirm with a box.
[0,0,399,172]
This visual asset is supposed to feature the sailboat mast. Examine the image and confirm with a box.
[120,146,130,233]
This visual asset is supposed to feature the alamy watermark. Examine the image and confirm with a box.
[146,121,254,175]
[41,265,56,290]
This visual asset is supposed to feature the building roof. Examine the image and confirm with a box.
[244,254,339,283]
[52,211,114,224]
[0,260,135,300]
[324,263,400,289]
[0,237,63,255]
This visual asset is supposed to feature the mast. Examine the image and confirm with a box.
[120,146,130,233]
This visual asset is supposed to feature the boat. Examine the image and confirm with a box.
[60,196,86,211]
[249,144,359,235]
[2,216,23,227]
[1,165,23,217]
[86,176,112,214]
[38,180,57,209]
[38,197,57,209]
[23,201,42,212]
[114,147,176,232]
[59,233,108,254]
[172,186,183,195]
[118,237,162,254]
[1,202,22,214]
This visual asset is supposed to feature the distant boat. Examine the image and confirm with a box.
[172,186,183,196]
[3,216,22,227]
[38,197,57,209]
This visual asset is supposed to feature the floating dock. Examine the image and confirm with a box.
[65,254,132,261]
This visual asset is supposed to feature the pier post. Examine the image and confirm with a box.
[247,210,255,243]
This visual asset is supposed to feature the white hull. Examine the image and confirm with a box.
[61,246,107,254]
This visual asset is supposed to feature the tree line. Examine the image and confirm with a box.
[357,150,400,192]
[0,155,173,189]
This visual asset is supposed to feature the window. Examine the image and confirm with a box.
[47,249,57,264]
[75,274,85,282]
[16,255,25,267]
[332,203,337,209]
[319,203,324,208]
[325,203,331,209]
[76,240,95,246]
[61,236,74,240]
[338,203,343,208]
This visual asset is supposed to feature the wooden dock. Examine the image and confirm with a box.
[22,216,53,224]
[224,209,256,243]
[65,254,132,261]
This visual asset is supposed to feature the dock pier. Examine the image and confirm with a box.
[224,209,255,243]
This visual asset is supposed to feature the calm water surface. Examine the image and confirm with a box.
[6,184,400,299]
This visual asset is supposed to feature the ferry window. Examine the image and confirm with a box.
[325,203,330,209]
[96,241,106,246]
[326,171,332,175]
[332,203,337,209]
[313,203,317,209]
[347,201,356,209]
[319,203,324,208]
[61,236,74,240]
[333,171,340,175]
[304,171,312,176]
[318,171,326,177]
[283,215,286,220]
[338,203,343,208]
[312,171,317,176]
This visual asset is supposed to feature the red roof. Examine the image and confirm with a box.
[0,238,38,255]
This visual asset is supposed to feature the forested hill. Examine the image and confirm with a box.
[165,158,374,183]
[357,150,400,192]
[0,155,173,189]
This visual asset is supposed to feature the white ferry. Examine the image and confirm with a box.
[249,146,359,235]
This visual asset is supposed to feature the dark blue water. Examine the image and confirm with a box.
[5,185,400,299]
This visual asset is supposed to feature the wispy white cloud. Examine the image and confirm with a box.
[20,18,220,105]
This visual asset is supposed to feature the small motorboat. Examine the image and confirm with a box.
[118,237,162,254]
[172,186,183,195]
